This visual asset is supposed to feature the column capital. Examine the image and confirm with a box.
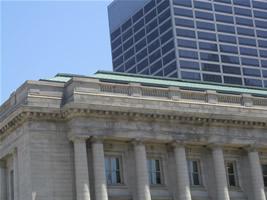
[91,136,104,144]
[207,142,225,150]
[171,140,186,148]
[245,143,261,152]
[69,136,88,143]
[131,138,146,146]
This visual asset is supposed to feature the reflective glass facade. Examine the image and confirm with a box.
[109,0,267,88]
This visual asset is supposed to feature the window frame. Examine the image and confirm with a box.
[225,160,239,188]
[188,159,202,187]
[147,157,164,186]
[104,155,124,186]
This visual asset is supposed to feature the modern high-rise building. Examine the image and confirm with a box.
[108,0,267,88]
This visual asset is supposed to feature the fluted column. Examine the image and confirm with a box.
[0,161,7,200]
[91,138,108,200]
[133,140,151,200]
[247,147,266,200]
[173,143,192,200]
[211,145,230,200]
[73,138,91,200]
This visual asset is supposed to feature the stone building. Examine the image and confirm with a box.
[1,71,267,200]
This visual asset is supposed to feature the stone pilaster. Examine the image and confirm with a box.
[211,145,230,200]
[91,137,108,200]
[73,138,91,200]
[247,147,266,200]
[133,140,151,200]
[173,142,192,200]
[0,161,7,200]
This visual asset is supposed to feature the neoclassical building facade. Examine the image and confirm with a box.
[1,71,267,200]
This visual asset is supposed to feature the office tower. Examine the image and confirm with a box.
[108,0,267,88]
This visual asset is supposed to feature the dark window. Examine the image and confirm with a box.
[123,37,134,51]
[220,44,238,54]
[236,17,253,26]
[163,50,176,65]
[179,49,198,59]
[234,7,252,17]
[217,24,235,34]
[115,65,125,72]
[218,34,237,44]
[160,19,172,34]
[174,7,193,17]
[144,0,156,13]
[198,31,216,41]
[260,50,267,58]
[154,70,163,76]
[149,49,161,64]
[262,164,267,187]
[134,29,145,43]
[135,38,146,52]
[199,42,218,51]
[125,57,136,70]
[148,39,160,53]
[177,39,197,49]
[254,10,267,20]
[136,48,147,62]
[257,30,267,38]
[241,57,259,67]
[239,37,256,46]
[214,4,232,14]
[221,55,240,64]
[147,29,159,44]
[240,47,258,57]
[113,55,123,67]
[122,19,132,32]
[233,0,250,7]
[123,28,133,41]
[253,1,267,10]
[263,70,267,78]
[214,0,231,3]
[223,65,241,75]
[159,9,171,24]
[145,9,157,24]
[196,21,215,31]
[173,0,192,7]
[259,40,267,48]
[237,27,255,36]
[124,47,134,60]
[10,170,14,200]
[180,60,200,70]
[265,81,267,88]
[244,78,263,87]
[188,160,202,186]
[177,28,196,38]
[202,63,221,72]
[147,159,163,185]
[224,76,242,85]
[140,68,150,75]
[243,68,261,77]
[112,37,122,50]
[162,40,175,55]
[164,61,177,76]
[216,14,234,23]
[150,59,162,73]
[127,66,137,73]
[195,11,214,21]
[203,74,222,83]
[157,0,170,14]
[146,19,158,33]
[137,58,148,72]
[262,60,267,68]
[200,52,219,61]
[134,19,145,33]
[175,18,194,28]
[133,9,143,23]
[181,71,201,80]
[161,30,173,44]
[194,1,212,10]
[255,20,267,29]
[111,28,121,41]
[112,46,123,59]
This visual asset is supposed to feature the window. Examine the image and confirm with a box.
[214,4,232,14]
[239,37,256,47]
[200,52,219,62]
[195,11,214,21]
[203,74,222,83]
[236,17,253,27]
[262,60,267,68]
[233,0,250,7]
[216,14,234,24]
[225,161,239,187]
[122,19,132,32]
[253,1,267,10]
[194,1,212,10]
[220,44,238,54]
[135,38,146,52]
[260,50,267,58]
[196,21,215,31]
[241,57,259,67]
[173,0,192,7]
[177,39,197,49]
[137,59,149,72]
[181,71,201,80]
[147,29,159,44]
[177,28,196,38]
[144,0,156,13]
[245,78,263,87]
[254,10,267,20]
[180,60,200,70]
[217,24,235,34]
[180,49,198,60]
[223,65,241,75]
[148,39,160,53]
[149,49,161,64]
[164,61,177,76]
[146,19,158,33]
[111,28,121,41]
[198,31,216,41]
[234,7,252,17]
[221,55,240,64]
[157,0,169,14]
[175,18,194,28]
[243,68,261,77]
[262,164,267,187]
[240,47,258,57]
[145,9,157,24]
[163,50,175,65]
[237,27,254,36]
[159,9,171,23]
[255,20,267,29]
[133,9,143,23]
[218,34,237,44]
[160,19,172,34]
[199,42,218,51]
[161,30,173,44]
[202,63,221,72]
[224,76,242,85]
[10,170,14,200]
[259,40,267,48]
[162,40,175,55]
[134,19,145,33]
[257,30,267,38]
[123,28,133,41]
[105,156,122,185]
[147,159,163,185]
[188,160,202,186]
[151,60,163,73]
[174,7,193,18]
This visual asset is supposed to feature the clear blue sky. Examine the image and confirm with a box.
[1,0,113,103]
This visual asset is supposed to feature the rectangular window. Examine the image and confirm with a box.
[203,74,222,83]
[10,170,14,200]
[195,11,214,21]
[188,160,202,186]
[263,164,267,187]
[225,161,239,187]
[105,156,122,185]
[174,7,193,18]
[147,159,163,185]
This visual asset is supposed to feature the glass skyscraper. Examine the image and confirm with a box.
[108,0,267,88]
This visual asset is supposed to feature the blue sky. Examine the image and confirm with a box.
[1,0,113,103]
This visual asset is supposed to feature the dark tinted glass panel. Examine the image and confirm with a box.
[134,29,145,42]
[149,49,161,64]
[161,30,173,44]
[236,17,253,26]
[217,24,235,34]
[123,29,133,41]
[223,65,241,75]
[234,7,252,17]
[195,11,214,20]
[240,47,258,56]
[263,70,267,78]
[220,44,238,53]
[135,38,146,52]
[221,55,240,64]
[243,68,261,77]
[175,18,194,28]
[134,19,145,33]
[157,0,170,14]
[199,42,218,51]
[159,19,172,34]
[113,55,123,66]
[148,39,160,53]
[202,63,221,72]
[177,28,196,38]
[253,1,267,10]
[177,39,197,49]
[255,20,267,29]
[122,19,132,32]
[162,40,175,55]
[200,52,219,61]
[137,58,148,72]
[216,14,234,23]
[146,19,158,33]
[239,37,256,46]
[127,66,136,73]
[262,60,267,68]
[224,76,242,85]
[265,81,267,88]
[147,29,159,43]
[144,0,156,13]
[196,21,215,31]
[112,46,123,59]
[150,59,162,73]
[136,48,148,62]
[174,7,193,17]
[237,27,255,36]
[111,28,121,40]
[179,49,198,59]
[194,1,212,10]
[125,57,136,70]
[181,71,201,80]
[173,0,192,7]
[254,10,267,19]
[180,60,200,70]
[124,47,134,60]
[133,9,143,23]
[214,0,231,3]
[203,74,222,83]
[164,61,177,76]
[112,37,122,49]
[259,40,267,48]
[260,50,267,58]
[214,4,232,13]
[233,0,250,7]
[154,70,163,76]
[159,9,171,23]
[241,57,259,66]
[116,65,124,72]
[163,50,176,65]
[198,31,216,41]
[244,78,263,87]
[218,34,237,44]
[257,30,267,38]
[145,9,157,24]
[140,68,150,75]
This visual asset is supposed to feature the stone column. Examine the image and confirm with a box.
[247,148,266,200]
[173,143,192,200]
[91,138,108,200]
[133,140,151,200]
[211,145,230,200]
[0,161,7,200]
[73,138,91,200]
